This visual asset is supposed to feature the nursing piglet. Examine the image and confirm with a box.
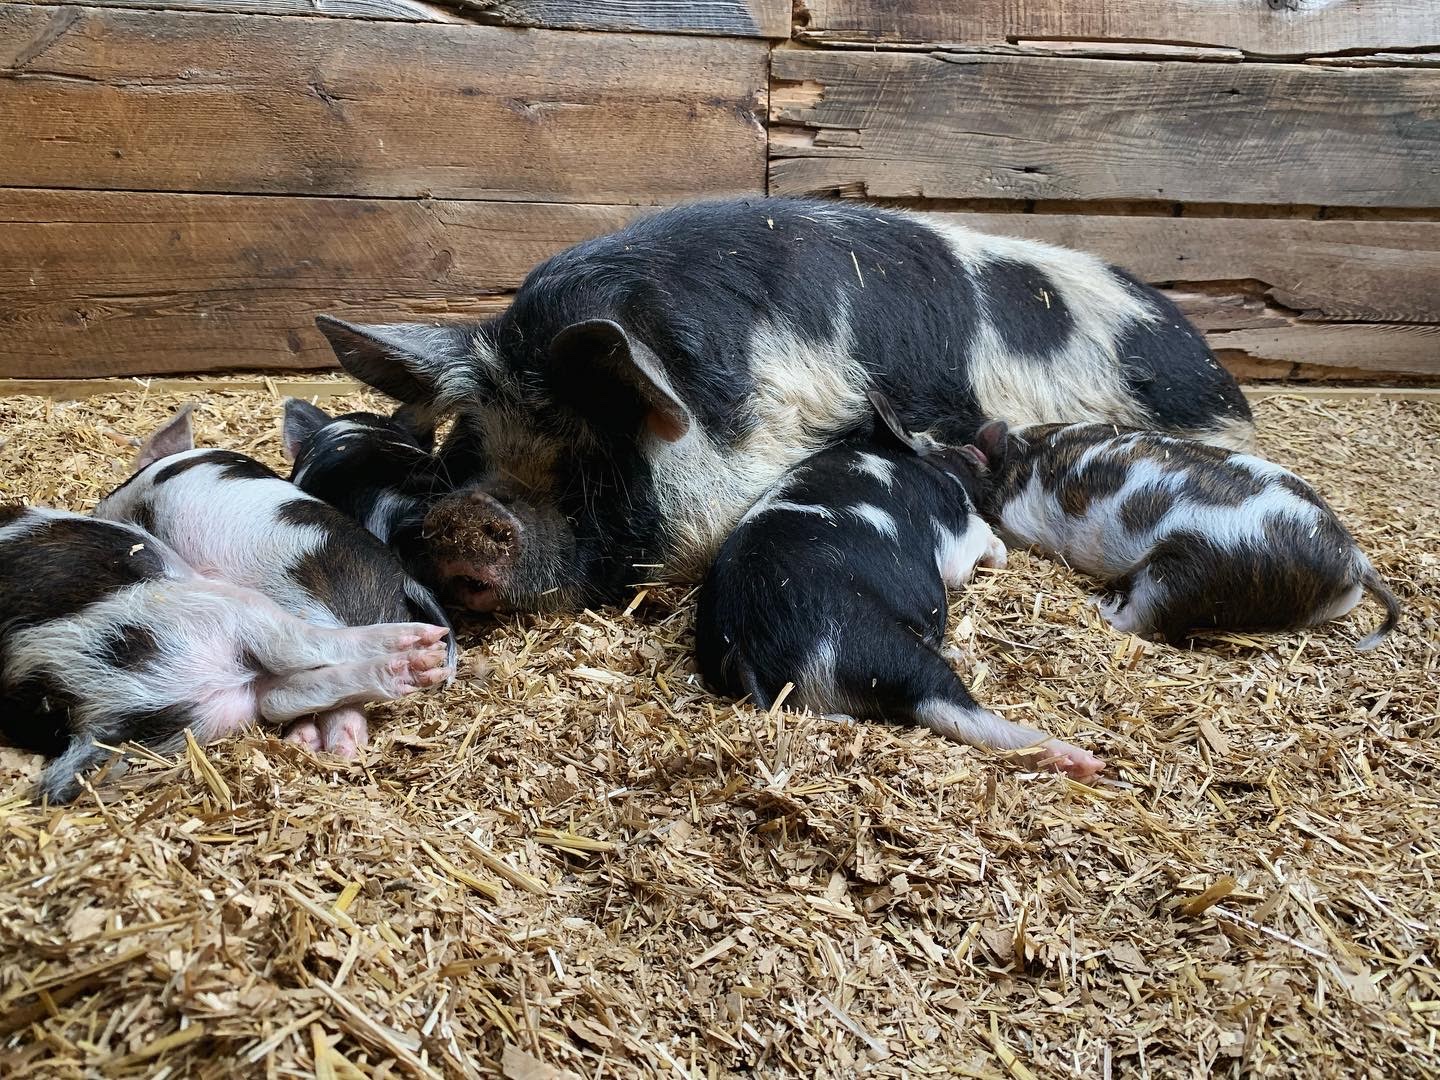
[280,399,450,586]
[0,508,450,803]
[695,394,1105,780]
[971,422,1401,648]
[93,405,457,758]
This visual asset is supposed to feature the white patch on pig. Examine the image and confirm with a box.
[0,507,46,546]
[849,503,899,543]
[466,403,563,498]
[795,634,842,712]
[933,514,1002,588]
[851,452,896,487]
[648,300,869,577]
[362,490,417,544]
[1313,580,1364,625]
[94,455,339,624]
[918,216,1157,431]
[913,698,1051,753]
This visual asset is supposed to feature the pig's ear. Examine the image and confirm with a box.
[315,316,474,406]
[281,398,331,462]
[867,391,927,456]
[135,404,196,470]
[974,420,1011,462]
[548,319,692,443]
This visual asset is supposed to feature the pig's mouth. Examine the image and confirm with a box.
[435,560,504,613]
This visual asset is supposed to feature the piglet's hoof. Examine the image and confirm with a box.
[1034,738,1105,781]
[283,719,323,752]
[318,707,369,760]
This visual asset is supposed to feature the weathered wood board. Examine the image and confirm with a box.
[0,191,645,377]
[770,51,1440,207]
[10,0,461,20]
[794,0,1440,58]
[6,189,1434,379]
[453,0,790,38]
[8,0,789,35]
[0,6,767,201]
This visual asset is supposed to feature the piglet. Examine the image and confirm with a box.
[970,421,1401,648]
[695,393,1105,780]
[0,507,450,803]
[93,404,457,758]
[281,399,446,579]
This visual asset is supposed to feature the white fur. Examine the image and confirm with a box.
[795,634,841,713]
[848,503,899,543]
[922,218,1157,432]
[851,453,896,487]
[648,303,869,576]
[363,490,415,544]
[933,514,1002,588]
[94,453,342,626]
[913,698,1050,752]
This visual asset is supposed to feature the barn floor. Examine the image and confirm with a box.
[1,385,1437,1079]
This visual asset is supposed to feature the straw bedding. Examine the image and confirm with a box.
[1,384,1436,1078]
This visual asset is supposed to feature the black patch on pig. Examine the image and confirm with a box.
[0,503,26,527]
[971,257,1072,358]
[1119,488,1170,533]
[276,498,412,628]
[0,516,166,630]
[113,703,197,750]
[154,450,278,486]
[96,623,160,671]
[0,673,77,757]
[1110,270,1253,434]
[1277,473,1328,509]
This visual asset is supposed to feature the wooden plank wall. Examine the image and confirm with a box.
[2,0,1437,382]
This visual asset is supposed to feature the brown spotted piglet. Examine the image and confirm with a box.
[0,508,452,803]
[92,404,457,759]
[969,422,1401,648]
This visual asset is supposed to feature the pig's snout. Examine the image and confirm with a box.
[424,490,522,613]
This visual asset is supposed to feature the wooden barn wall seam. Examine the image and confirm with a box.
[0,0,1436,382]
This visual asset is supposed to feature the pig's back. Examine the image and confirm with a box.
[111,455,417,628]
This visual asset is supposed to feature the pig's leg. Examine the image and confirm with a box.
[935,514,1005,588]
[283,709,368,757]
[182,579,449,672]
[317,707,368,758]
[824,623,1105,780]
[256,646,450,722]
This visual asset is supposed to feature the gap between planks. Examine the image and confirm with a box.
[2,377,1440,403]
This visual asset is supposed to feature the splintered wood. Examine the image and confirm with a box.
[1,387,1438,1077]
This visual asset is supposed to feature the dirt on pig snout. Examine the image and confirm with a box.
[0,383,1437,1079]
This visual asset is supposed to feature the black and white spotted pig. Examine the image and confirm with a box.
[0,507,451,803]
[314,196,1254,615]
[970,422,1402,648]
[695,394,1105,780]
[281,399,451,587]
[92,405,457,758]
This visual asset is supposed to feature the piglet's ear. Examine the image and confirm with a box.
[867,391,927,456]
[548,319,692,443]
[974,420,1010,460]
[135,403,196,470]
[281,398,331,462]
[315,316,475,407]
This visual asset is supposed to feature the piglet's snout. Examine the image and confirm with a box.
[424,489,522,612]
